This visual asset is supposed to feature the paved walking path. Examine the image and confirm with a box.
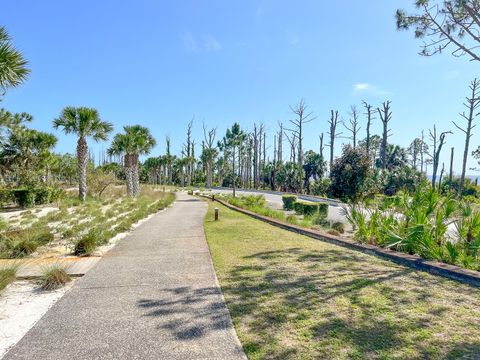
[4,193,247,360]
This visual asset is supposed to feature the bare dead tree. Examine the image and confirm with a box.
[185,118,194,186]
[449,147,454,186]
[319,133,324,159]
[277,122,283,163]
[377,101,393,170]
[285,131,297,163]
[396,0,480,62]
[362,101,375,156]
[252,123,264,189]
[438,162,445,187]
[288,99,316,169]
[344,105,361,148]
[202,122,217,188]
[420,130,426,174]
[328,110,341,171]
[452,78,480,193]
[429,125,453,188]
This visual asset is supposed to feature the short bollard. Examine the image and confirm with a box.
[162,186,165,193]
[214,207,219,221]
[212,194,215,201]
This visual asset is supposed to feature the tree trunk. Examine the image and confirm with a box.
[124,155,134,197]
[449,147,454,187]
[232,145,236,198]
[77,136,88,201]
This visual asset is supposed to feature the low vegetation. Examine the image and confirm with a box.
[0,186,175,258]
[0,267,16,291]
[40,266,71,290]
[204,202,480,359]
[348,183,480,271]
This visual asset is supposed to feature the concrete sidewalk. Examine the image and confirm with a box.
[4,193,246,360]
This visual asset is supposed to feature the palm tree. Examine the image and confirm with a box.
[108,125,156,197]
[53,107,113,201]
[0,27,30,97]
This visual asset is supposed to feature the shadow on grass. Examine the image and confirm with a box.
[221,247,480,359]
[137,286,236,341]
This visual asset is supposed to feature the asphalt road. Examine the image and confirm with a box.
[4,193,246,360]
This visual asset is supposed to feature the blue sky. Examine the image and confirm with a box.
[1,0,478,173]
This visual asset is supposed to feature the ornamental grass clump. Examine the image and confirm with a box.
[40,266,71,290]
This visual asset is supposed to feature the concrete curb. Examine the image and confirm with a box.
[203,194,480,288]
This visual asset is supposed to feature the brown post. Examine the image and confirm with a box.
[214,208,219,221]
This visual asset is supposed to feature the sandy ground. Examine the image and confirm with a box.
[0,207,58,222]
[0,280,75,358]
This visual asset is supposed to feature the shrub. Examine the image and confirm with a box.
[34,187,51,204]
[286,215,299,225]
[310,179,331,196]
[311,213,329,227]
[13,189,36,208]
[331,222,345,234]
[294,201,319,216]
[0,189,15,207]
[74,229,101,256]
[187,190,194,195]
[40,266,71,290]
[0,268,16,291]
[318,203,328,218]
[327,229,340,236]
[282,195,297,210]
[328,145,371,201]
[12,238,38,257]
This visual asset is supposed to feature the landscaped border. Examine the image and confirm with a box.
[201,194,480,288]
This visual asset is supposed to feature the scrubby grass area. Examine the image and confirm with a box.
[0,186,175,258]
[40,266,71,290]
[204,202,480,359]
[0,267,16,291]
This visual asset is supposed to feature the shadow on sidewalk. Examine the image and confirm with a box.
[137,286,233,341]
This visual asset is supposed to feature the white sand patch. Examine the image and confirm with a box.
[0,279,75,358]
[0,207,59,222]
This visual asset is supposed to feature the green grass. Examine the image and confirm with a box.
[0,267,16,291]
[204,202,480,359]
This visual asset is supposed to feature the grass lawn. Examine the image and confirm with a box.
[204,202,480,360]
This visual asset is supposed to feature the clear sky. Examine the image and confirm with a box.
[1,0,478,174]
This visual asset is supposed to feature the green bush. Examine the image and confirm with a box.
[318,203,328,218]
[13,189,36,208]
[331,222,345,234]
[311,213,329,227]
[0,189,15,207]
[34,187,51,204]
[282,195,297,210]
[294,201,319,216]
